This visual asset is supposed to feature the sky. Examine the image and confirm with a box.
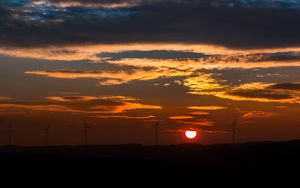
[1,0,300,145]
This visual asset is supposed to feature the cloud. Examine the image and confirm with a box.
[242,111,278,118]
[25,68,191,85]
[225,83,293,100]
[180,72,300,104]
[187,106,228,111]
[183,74,225,95]
[0,43,229,61]
[177,119,215,127]
[202,130,231,134]
[98,50,207,60]
[1,0,300,48]
[163,128,230,134]
[47,95,136,104]
[210,82,300,104]
[103,50,300,62]
[0,95,161,116]
[268,83,300,91]
[93,115,156,119]
[106,55,300,72]
[190,111,209,116]
[45,0,144,9]
[168,116,194,120]
[0,97,11,101]
[3,41,300,67]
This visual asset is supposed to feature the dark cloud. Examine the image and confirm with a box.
[98,50,208,60]
[0,95,160,114]
[101,50,300,62]
[228,89,293,100]
[220,52,300,62]
[46,0,151,5]
[1,0,300,48]
[223,82,300,103]
[49,96,125,106]
[268,83,300,91]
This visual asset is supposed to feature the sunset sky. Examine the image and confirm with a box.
[1,0,300,145]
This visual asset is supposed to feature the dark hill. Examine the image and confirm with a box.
[0,140,299,177]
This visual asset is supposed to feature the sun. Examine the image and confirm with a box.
[185,130,197,139]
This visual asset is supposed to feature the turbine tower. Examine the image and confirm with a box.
[232,118,237,145]
[43,127,49,146]
[155,120,159,146]
[8,126,12,146]
[84,121,90,146]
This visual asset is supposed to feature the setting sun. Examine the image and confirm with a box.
[185,130,198,140]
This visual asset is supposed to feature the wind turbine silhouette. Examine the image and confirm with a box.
[155,120,159,146]
[0,119,13,146]
[43,126,49,146]
[232,118,236,145]
[231,118,240,145]
[8,125,12,146]
[84,121,91,146]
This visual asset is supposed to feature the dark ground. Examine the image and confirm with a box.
[0,140,299,180]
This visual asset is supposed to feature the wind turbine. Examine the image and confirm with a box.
[8,125,12,146]
[155,120,159,146]
[231,118,237,145]
[84,121,91,146]
[43,126,49,146]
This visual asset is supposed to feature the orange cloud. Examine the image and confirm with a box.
[47,1,139,9]
[0,43,237,61]
[0,95,161,116]
[188,106,228,111]
[242,111,278,118]
[93,115,156,119]
[3,42,300,63]
[214,82,300,104]
[164,129,230,134]
[178,119,215,127]
[111,59,298,71]
[46,95,136,103]
[168,116,194,120]
[183,74,225,95]
[26,68,191,85]
[91,102,161,113]
[190,111,209,115]
[202,130,231,134]
[0,97,11,101]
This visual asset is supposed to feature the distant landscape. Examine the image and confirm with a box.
[1,140,299,174]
